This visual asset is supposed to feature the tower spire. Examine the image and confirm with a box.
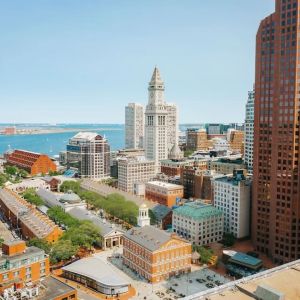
[150,66,163,84]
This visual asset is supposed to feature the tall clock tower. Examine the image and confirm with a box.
[144,67,178,172]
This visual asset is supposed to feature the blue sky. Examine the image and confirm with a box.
[0,0,274,124]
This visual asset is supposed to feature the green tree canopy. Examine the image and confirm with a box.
[22,188,44,206]
[27,238,51,254]
[60,181,81,193]
[62,221,101,249]
[50,240,78,264]
[47,206,80,228]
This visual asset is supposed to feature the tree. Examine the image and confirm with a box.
[50,240,78,264]
[62,221,101,249]
[27,238,51,254]
[222,233,236,247]
[0,173,8,187]
[22,189,44,206]
[47,206,80,228]
[184,150,194,157]
[5,166,18,176]
[18,169,29,178]
[60,181,81,193]
[193,245,213,264]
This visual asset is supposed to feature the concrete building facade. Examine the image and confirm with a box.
[213,170,251,239]
[66,132,110,180]
[173,202,223,246]
[117,156,155,193]
[144,67,178,171]
[244,90,255,173]
[125,103,144,149]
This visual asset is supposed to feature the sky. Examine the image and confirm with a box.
[0,0,274,124]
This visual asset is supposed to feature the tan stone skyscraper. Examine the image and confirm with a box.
[253,0,300,263]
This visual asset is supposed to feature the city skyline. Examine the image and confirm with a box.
[0,0,274,124]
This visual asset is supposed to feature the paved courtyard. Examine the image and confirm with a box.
[94,247,230,300]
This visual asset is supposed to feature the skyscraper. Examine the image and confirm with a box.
[253,0,300,263]
[244,90,255,173]
[144,67,178,170]
[66,132,110,179]
[125,103,144,149]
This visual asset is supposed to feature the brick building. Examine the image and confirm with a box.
[0,188,62,243]
[186,129,212,151]
[5,150,57,176]
[160,159,193,177]
[252,0,300,263]
[123,226,191,283]
[145,181,184,207]
[0,240,50,293]
[227,129,244,154]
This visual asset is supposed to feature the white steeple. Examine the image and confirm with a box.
[137,203,150,227]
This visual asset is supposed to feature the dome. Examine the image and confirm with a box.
[59,190,81,204]
[168,144,183,160]
[140,203,148,209]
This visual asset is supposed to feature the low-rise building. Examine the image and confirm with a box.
[0,240,50,293]
[5,150,57,176]
[123,225,191,283]
[38,276,77,300]
[213,170,251,238]
[118,156,155,193]
[173,202,223,246]
[145,181,183,208]
[6,178,51,193]
[36,188,86,212]
[62,257,129,296]
[68,207,124,250]
[0,188,63,243]
[41,176,61,192]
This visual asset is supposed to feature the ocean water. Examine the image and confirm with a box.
[0,124,125,157]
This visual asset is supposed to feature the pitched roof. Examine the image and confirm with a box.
[173,202,223,221]
[150,66,163,84]
[68,207,124,237]
[124,225,174,251]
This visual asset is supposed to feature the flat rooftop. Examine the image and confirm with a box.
[185,259,300,300]
[39,276,76,300]
[146,181,183,190]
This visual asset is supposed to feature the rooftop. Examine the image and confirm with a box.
[0,188,58,239]
[173,202,222,220]
[125,225,177,252]
[39,276,76,300]
[186,259,300,300]
[62,257,129,287]
[146,181,184,190]
[71,131,103,141]
[68,207,124,237]
[229,252,262,269]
